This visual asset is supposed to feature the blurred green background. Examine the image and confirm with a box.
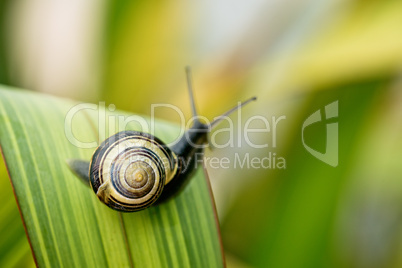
[1,0,402,267]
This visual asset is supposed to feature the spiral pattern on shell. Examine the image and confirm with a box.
[89,131,178,212]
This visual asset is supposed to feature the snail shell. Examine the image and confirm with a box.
[89,131,178,212]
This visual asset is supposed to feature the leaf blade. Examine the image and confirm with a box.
[0,86,224,267]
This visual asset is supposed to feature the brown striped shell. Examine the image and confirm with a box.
[89,131,178,212]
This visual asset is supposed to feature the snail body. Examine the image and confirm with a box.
[68,67,256,212]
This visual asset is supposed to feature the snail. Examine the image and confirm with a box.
[68,67,256,212]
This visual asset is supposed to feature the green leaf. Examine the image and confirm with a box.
[0,86,224,267]
[0,155,35,268]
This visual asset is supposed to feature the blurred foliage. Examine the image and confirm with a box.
[102,1,194,116]
[0,0,10,84]
[221,80,387,267]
